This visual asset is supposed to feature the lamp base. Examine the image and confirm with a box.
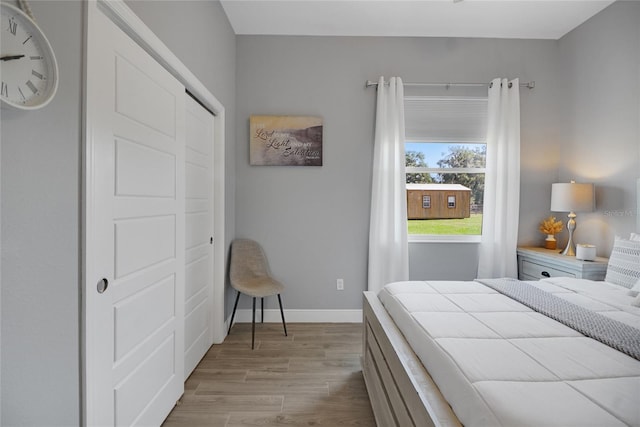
[559,212,577,256]
[559,244,576,256]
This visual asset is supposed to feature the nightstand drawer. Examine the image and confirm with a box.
[521,259,576,279]
[517,247,608,281]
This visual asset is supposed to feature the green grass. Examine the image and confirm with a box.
[408,214,483,235]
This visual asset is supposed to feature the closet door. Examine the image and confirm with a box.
[184,95,215,379]
[85,7,185,426]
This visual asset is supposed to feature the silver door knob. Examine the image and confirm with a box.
[97,278,109,294]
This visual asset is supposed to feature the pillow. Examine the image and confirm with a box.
[633,293,640,308]
[628,278,640,297]
[605,236,640,289]
[630,232,640,242]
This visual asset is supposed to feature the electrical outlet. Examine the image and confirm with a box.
[337,278,344,291]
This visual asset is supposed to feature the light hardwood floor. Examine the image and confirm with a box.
[163,322,376,427]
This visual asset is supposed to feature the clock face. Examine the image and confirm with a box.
[1,3,58,110]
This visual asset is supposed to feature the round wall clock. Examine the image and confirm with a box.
[1,2,58,110]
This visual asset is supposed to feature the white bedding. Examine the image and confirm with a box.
[378,278,640,427]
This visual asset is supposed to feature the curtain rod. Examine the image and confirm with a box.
[365,79,535,90]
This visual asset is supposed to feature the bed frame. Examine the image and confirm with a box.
[362,291,461,427]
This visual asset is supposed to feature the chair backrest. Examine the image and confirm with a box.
[230,239,271,286]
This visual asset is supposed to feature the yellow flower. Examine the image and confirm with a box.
[539,216,563,235]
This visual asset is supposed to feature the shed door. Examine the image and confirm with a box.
[85,7,185,425]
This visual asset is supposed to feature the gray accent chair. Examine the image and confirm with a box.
[228,238,287,349]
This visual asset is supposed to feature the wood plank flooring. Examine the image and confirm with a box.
[163,323,376,427]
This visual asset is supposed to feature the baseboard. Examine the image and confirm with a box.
[227,309,363,324]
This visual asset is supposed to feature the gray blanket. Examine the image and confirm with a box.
[477,278,640,361]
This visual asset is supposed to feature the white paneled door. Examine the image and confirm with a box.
[85,7,185,426]
[184,96,215,379]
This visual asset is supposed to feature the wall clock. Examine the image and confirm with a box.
[1,2,58,110]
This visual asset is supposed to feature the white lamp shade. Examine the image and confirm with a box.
[550,182,594,212]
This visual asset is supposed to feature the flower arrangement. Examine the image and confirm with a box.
[539,216,563,235]
[539,216,563,249]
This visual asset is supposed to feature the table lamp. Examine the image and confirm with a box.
[550,181,595,256]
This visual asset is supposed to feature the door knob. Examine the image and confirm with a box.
[97,278,109,294]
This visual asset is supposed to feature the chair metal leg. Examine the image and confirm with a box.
[278,294,287,337]
[261,297,264,323]
[251,297,256,350]
[228,291,241,334]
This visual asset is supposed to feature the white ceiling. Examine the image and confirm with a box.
[220,0,616,40]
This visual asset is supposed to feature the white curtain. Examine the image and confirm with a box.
[477,78,521,278]
[368,77,409,294]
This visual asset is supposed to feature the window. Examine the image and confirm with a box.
[404,96,488,241]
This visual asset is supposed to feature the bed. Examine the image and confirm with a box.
[362,236,640,426]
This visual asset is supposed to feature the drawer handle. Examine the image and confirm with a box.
[541,271,550,278]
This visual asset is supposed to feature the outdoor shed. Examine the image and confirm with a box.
[407,183,471,220]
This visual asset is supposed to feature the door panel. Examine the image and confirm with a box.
[115,138,177,197]
[184,95,215,379]
[114,335,176,426]
[186,163,209,198]
[185,297,209,358]
[85,6,185,426]
[113,274,176,360]
[114,215,176,278]
[185,255,209,301]
[115,55,177,138]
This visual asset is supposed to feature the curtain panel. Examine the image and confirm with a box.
[368,77,409,293]
[477,78,521,278]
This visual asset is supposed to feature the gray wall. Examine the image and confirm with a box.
[556,1,640,255]
[1,2,83,424]
[235,36,561,309]
[0,1,236,425]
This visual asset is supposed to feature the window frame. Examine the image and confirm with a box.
[405,141,486,244]
[405,143,487,243]
[404,94,488,243]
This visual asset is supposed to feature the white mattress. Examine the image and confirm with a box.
[378,278,640,427]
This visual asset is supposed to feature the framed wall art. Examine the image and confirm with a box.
[250,115,323,166]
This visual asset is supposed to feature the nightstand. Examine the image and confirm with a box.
[516,247,609,281]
